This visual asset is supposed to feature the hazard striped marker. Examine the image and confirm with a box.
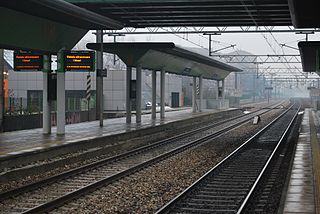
[86,74,91,101]
[196,83,200,95]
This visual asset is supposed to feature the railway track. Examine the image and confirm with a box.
[0,102,274,179]
[156,101,300,214]
[0,108,247,189]
[0,102,286,213]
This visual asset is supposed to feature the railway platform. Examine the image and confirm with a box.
[283,108,320,214]
[0,107,234,159]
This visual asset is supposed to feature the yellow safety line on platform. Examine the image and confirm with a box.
[310,110,320,214]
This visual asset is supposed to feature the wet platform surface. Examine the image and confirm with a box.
[0,108,225,158]
[283,109,319,214]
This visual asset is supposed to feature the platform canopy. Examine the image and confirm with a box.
[298,41,320,74]
[66,0,291,27]
[87,42,241,80]
[288,0,320,28]
[0,0,122,53]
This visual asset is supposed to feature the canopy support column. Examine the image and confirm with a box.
[235,73,238,90]
[43,55,51,134]
[253,69,256,102]
[136,65,142,123]
[151,70,157,119]
[57,71,65,134]
[126,66,132,123]
[216,80,220,100]
[222,79,225,100]
[199,75,203,112]
[160,69,165,119]
[192,76,197,113]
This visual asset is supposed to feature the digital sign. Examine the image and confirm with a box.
[14,52,43,71]
[64,51,95,71]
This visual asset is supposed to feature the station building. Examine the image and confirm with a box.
[5,52,183,114]
[5,48,261,119]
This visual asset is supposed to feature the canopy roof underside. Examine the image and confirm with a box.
[87,42,242,80]
[298,41,320,74]
[66,0,292,27]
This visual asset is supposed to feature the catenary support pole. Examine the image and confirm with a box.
[160,69,165,119]
[96,30,104,126]
[136,65,142,123]
[253,67,256,102]
[126,66,132,123]
[151,70,157,119]
[43,55,51,134]
[192,76,197,113]
[199,75,203,112]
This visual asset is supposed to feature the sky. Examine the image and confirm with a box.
[76,27,320,80]
[78,27,320,56]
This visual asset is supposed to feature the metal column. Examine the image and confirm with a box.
[96,30,104,126]
[253,71,256,102]
[235,73,238,90]
[57,60,65,135]
[126,66,132,123]
[160,69,165,119]
[43,55,51,134]
[0,49,4,132]
[222,79,225,99]
[136,65,142,123]
[199,76,203,112]
[192,76,197,113]
[151,70,156,119]
[216,80,220,99]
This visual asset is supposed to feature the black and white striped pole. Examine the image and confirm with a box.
[86,73,91,120]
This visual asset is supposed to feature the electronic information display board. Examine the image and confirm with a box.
[64,51,95,71]
[14,52,43,71]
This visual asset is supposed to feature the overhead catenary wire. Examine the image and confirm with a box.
[239,0,307,81]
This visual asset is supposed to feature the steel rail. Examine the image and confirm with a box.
[21,105,281,214]
[0,101,284,200]
[237,103,299,213]
[156,102,298,214]
[0,102,285,213]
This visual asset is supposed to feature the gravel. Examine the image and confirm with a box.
[52,103,288,213]
[0,101,284,196]
[0,108,246,193]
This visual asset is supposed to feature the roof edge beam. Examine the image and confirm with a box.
[31,0,123,29]
[287,0,297,28]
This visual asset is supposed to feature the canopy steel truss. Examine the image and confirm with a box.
[212,54,301,64]
[244,67,302,70]
[106,26,320,35]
